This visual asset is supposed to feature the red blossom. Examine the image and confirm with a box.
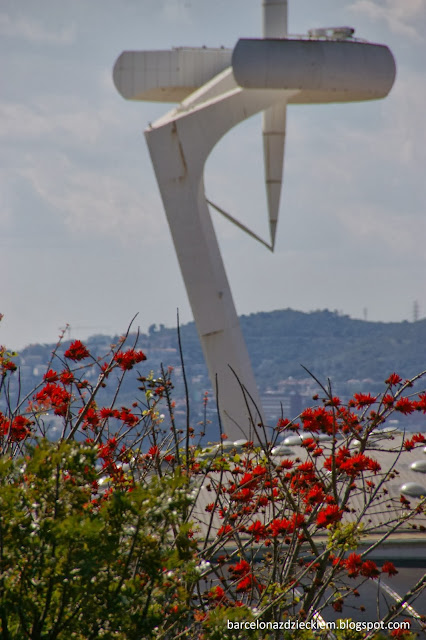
[394,398,416,414]
[232,487,254,503]
[416,392,426,413]
[385,373,402,386]
[360,559,379,578]
[302,437,317,452]
[35,383,71,416]
[147,445,160,458]
[345,553,363,578]
[301,407,334,434]
[297,461,315,474]
[305,485,325,505]
[3,360,17,373]
[336,406,361,433]
[290,513,305,531]
[344,556,380,580]
[208,585,226,603]
[100,407,120,420]
[9,415,32,442]
[43,369,58,382]
[404,433,426,451]
[235,575,254,592]
[229,560,250,576]
[236,573,264,593]
[119,408,138,427]
[331,554,346,570]
[324,446,351,473]
[113,349,147,371]
[382,561,398,577]
[59,370,74,385]
[252,464,267,477]
[269,518,291,537]
[339,453,381,477]
[98,437,118,466]
[382,394,394,407]
[316,504,342,528]
[325,396,341,407]
[350,393,376,408]
[239,472,258,490]
[276,418,291,431]
[64,340,90,361]
[248,520,268,541]
[80,405,100,429]
[217,524,232,537]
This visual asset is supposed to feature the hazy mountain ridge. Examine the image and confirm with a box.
[14,308,426,390]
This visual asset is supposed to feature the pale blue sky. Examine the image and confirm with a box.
[1,0,425,349]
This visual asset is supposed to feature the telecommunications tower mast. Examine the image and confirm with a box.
[113,0,395,439]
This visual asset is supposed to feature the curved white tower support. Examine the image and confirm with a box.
[145,73,298,439]
[113,1,395,440]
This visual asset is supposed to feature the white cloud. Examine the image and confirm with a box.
[20,154,164,247]
[349,0,426,41]
[0,12,75,45]
[0,98,119,146]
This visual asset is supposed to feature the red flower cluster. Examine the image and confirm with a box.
[404,433,426,451]
[208,585,226,603]
[385,373,402,386]
[344,553,379,578]
[324,448,380,477]
[229,560,263,593]
[248,520,268,542]
[64,340,90,361]
[394,398,416,414]
[269,513,305,537]
[316,504,343,528]
[349,393,376,408]
[43,369,58,382]
[113,349,147,371]
[35,383,72,416]
[235,573,263,593]
[60,369,74,385]
[0,414,32,442]
[300,407,334,434]
[217,524,232,537]
[381,561,398,577]
[80,403,100,429]
[339,452,381,476]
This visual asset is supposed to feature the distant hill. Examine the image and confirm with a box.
[239,308,426,387]
[13,308,426,392]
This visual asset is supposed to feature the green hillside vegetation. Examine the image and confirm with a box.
[239,309,426,386]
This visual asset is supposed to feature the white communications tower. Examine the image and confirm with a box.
[113,0,395,439]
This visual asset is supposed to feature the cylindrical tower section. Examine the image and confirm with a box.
[263,0,288,38]
[232,39,396,102]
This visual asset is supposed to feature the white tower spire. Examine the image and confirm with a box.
[263,0,288,38]
[262,0,288,248]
